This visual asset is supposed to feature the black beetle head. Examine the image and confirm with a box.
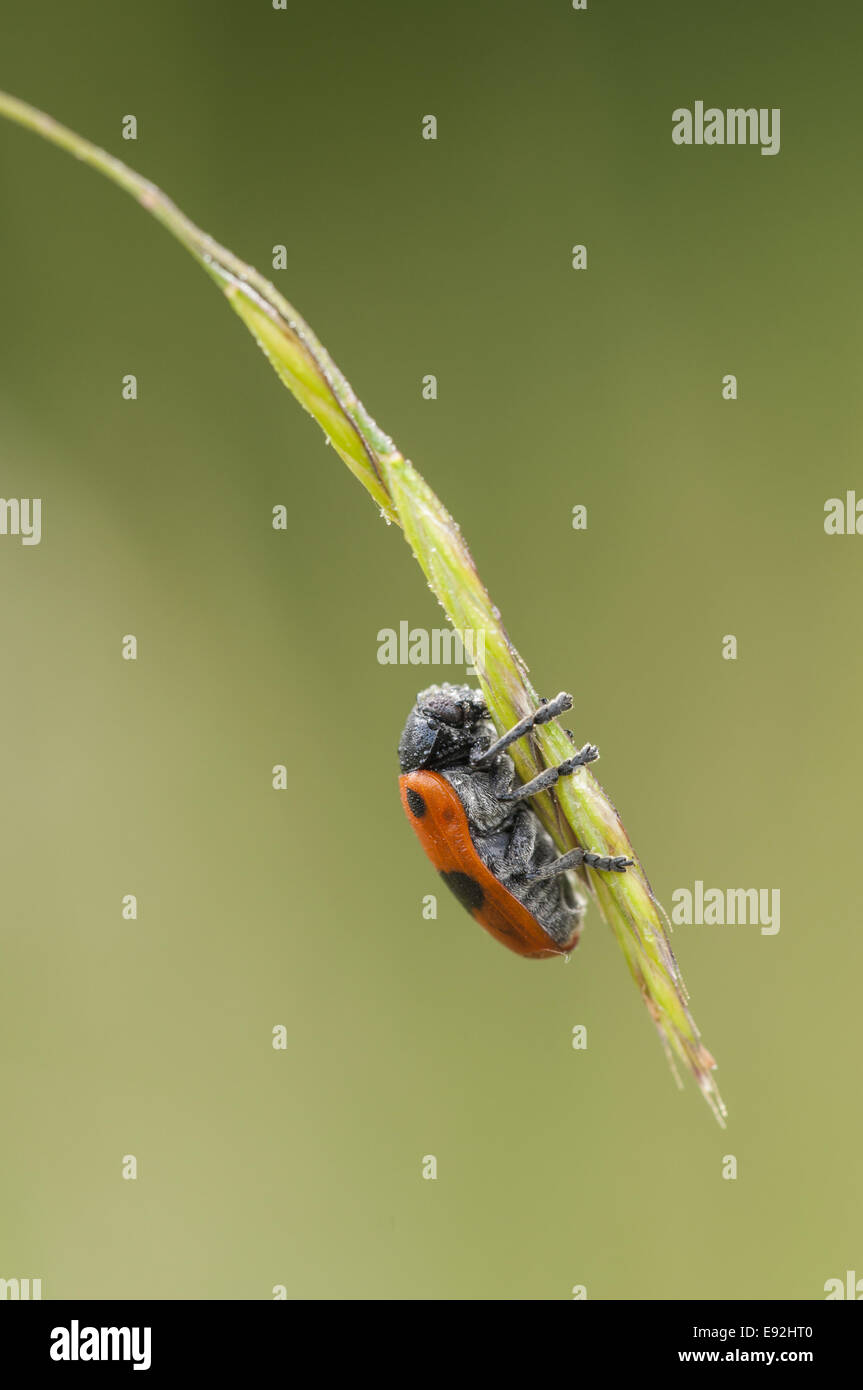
[397,683,491,772]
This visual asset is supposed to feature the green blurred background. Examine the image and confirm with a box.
[1,0,860,1300]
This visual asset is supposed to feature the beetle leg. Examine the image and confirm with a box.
[483,758,525,832]
[496,743,599,801]
[527,846,633,879]
[470,691,573,766]
[503,804,542,872]
[489,754,518,800]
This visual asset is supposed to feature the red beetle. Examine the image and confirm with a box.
[398,683,632,959]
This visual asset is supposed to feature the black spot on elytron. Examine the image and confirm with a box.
[440,870,484,912]
[406,786,426,818]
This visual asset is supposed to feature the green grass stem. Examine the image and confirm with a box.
[0,89,726,1123]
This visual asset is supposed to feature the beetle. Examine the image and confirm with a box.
[398,682,633,959]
